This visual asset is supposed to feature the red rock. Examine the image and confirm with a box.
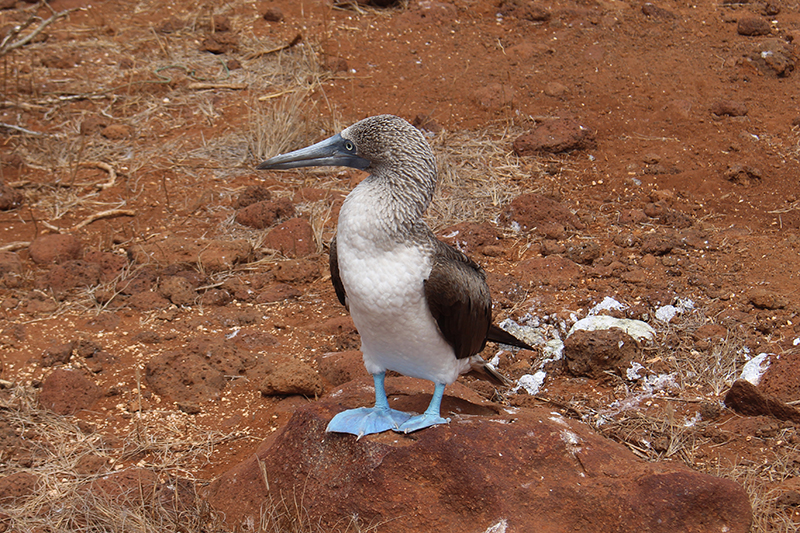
[201,32,238,54]
[145,351,226,403]
[485,271,526,308]
[725,164,762,186]
[127,290,171,311]
[0,472,38,503]
[759,351,800,403]
[235,198,294,229]
[101,124,133,140]
[186,336,255,376]
[211,15,231,32]
[748,39,795,77]
[642,3,676,19]
[262,7,284,22]
[258,354,324,396]
[737,16,771,36]
[748,287,787,309]
[206,379,752,533]
[42,259,102,298]
[29,233,82,264]
[314,350,365,387]
[199,288,233,307]
[263,218,316,258]
[272,258,321,283]
[0,251,22,278]
[233,185,272,209]
[512,118,596,155]
[39,368,102,415]
[619,209,648,224]
[42,340,75,367]
[724,379,800,424]
[472,82,515,111]
[255,282,301,303]
[438,221,500,255]
[501,193,583,233]
[711,100,748,117]
[159,275,196,306]
[84,251,128,282]
[565,240,601,265]
[0,181,22,211]
[564,328,641,379]
[693,323,727,342]
[639,232,680,256]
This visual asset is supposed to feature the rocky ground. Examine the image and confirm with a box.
[1,0,800,531]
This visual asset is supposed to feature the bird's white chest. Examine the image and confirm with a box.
[335,191,465,384]
[337,206,431,323]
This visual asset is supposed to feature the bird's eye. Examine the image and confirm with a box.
[344,141,355,152]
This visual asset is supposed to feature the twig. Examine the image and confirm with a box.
[0,122,45,136]
[0,241,30,252]
[78,161,118,190]
[41,208,135,232]
[257,89,300,101]
[0,101,49,113]
[186,82,248,90]
[245,33,303,60]
[0,2,78,57]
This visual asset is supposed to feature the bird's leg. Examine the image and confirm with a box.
[395,382,450,433]
[326,372,412,438]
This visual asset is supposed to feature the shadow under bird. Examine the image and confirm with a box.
[257,114,533,437]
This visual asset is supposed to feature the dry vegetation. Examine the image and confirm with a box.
[1,2,799,533]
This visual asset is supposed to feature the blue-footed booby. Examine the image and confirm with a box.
[257,114,533,437]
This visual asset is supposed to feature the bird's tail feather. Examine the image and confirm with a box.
[467,355,510,386]
[487,324,535,351]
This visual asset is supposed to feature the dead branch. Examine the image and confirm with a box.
[0,123,45,136]
[245,33,302,60]
[78,161,118,190]
[41,208,135,232]
[257,89,302,101]
[0,101,49,113]
[186,82,248,91]
[0,2,78,58]
[0,241,31,252]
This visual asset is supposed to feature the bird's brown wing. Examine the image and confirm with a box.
[329,236,348,309]
[424,240,492,360]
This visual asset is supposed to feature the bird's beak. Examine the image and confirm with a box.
[256,133,370,171]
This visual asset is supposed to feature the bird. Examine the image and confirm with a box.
[257,114,533,437]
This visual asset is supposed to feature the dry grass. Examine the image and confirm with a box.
[2,3,796,532]
[0,385,228,532]
[656,310,750,397]
[572,305,800,533]
[711,455,800,533]
[1,384,380,533]
[427,127,533,231]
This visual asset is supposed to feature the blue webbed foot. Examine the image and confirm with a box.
[395,412,450,433]
[326,372,412,438]
[394,381,450,434]
[326,407,411,438]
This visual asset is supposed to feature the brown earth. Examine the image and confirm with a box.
[1,0,800,531]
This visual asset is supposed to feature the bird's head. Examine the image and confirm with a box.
[256,115,435,176]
